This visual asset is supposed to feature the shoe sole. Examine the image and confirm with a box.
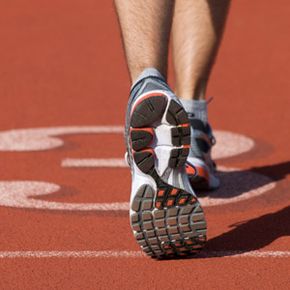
[128,92,207,259]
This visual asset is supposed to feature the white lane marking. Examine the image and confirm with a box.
[199,166,276,206]
[0,126,254,160]
[62,160,276,207]
[198,251,290,258]
[213,131,254,160]
[62,158,127,168]
[0,251,144,258]
[0,181,129,211]
[0,126,271,209]
[0,126,123,151]
[0,168,275,211]
[0,250,289,258]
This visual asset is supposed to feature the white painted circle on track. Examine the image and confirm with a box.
[61,159,276,207]
[0,126,274,210]
[212,131,254,159]
[0,168,275,211]
[0,126,254,160]
[0,181,129,211]
[198,166,276,206]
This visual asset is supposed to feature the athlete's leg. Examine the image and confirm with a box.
[116,0,207,258]
[172,0,230,190]
[114,0,175,82]
[172,0,230,100]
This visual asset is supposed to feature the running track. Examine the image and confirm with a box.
[0,0,289,289]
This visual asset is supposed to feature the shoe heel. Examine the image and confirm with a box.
[130,184,207,259]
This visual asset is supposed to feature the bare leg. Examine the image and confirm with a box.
[114,0,175,83]
[172,0,230,100]
[172,0,230,190]
[118,0,209,258]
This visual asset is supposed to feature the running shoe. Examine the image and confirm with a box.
[125,68,207,258]
[186,117,220,190]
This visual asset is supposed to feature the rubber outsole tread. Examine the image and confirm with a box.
[166,101,189,125]
[129,93,207,258]
[130,129,153,151]
[130,186,206,259]
[131,95,167,128]
[133,151,155,174]
[131,96,191,171]
[171,126,190,146]
[169,148,190,168]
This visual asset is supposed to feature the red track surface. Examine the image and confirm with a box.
[0,0,289,289]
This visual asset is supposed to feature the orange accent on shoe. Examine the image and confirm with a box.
[178,197,187,205]
[166,199,174,207]
[130,127,154,136]
[170,188,179,196]
[185,240,194,245]
[195,165,209,181]
[179,252,187,256]
[141,148,155,155]
[186,163,197,175]
[180,123,190,128]
[166,250,174,255]
[157,190,165,197]
[131,93,165,115]
[132,148,155,159]
[189,196,197,204]
[155,201,162,209]
[183,145,190,149]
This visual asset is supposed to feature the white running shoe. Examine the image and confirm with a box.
[125,68,207,258]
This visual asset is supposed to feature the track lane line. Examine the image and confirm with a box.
[62,158,127,168]
[0,250,289,258]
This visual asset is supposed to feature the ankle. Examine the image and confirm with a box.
[179,98,208,124]
[131,67,166,89]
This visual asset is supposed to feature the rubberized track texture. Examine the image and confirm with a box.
[0,0,289,289]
